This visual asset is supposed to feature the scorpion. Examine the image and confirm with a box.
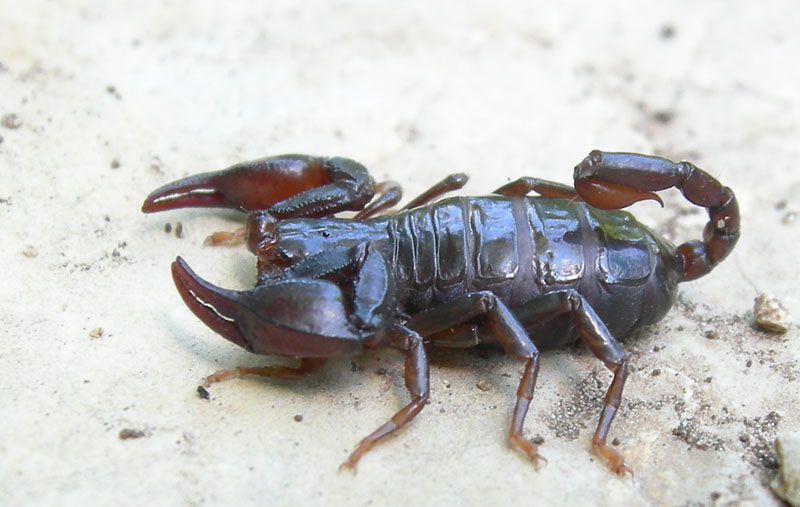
[142,150,739,475]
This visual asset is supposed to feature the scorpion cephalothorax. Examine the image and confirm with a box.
[143,150,739,475]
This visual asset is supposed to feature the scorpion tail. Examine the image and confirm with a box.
[574,150,739,282]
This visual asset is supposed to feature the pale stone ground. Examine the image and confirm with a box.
[1,1,799,505]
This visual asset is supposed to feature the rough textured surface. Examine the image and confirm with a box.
[1,1,799,505]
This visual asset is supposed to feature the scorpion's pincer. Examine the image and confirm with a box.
[141,155,333,213]
[171,257,254,351]
[171,257,363,358]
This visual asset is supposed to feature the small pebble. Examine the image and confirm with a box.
[1,113,22,129]
[783,211,797,225]
[771,433,800,505]
[119,428,146,440]
[754,294,792,334]
[21,245,38,257]
[294,414,303,422]
[88,328,104,339]
[476,378,492,391]
[660,25,676,39]
[196,385,210,400]
[110,158,120,169]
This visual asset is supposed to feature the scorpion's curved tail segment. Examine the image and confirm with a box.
[574,151,739,282]
[142,155,375,218]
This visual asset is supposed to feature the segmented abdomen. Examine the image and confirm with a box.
[388,196,679,338]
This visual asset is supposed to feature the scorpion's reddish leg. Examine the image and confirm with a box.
[574,150,739,281]
[203,227,247,246]
[356,173,468,220]
[512,289,631,475]
[407,291,544,467]
[340,325,429,471]
[399,173,468,211]
[204,357,324,386]
[353,181,402,220]
[565,292,630,476]
[494,177,579,200]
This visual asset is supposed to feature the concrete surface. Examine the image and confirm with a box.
[2,1,799,505]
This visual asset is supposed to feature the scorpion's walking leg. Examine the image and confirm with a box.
[512,289,631,475]
[355,172,468,219]
[354,181,403,220]
[400,173,468,211]
[203,357,324,386]
[494,177,579,200]
[340,324,429,471]
[407,291,544,467]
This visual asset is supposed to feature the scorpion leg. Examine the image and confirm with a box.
[353,181,403,220]
[407,291,544,467]
[494,177,578,199]
[203,357,325,386]
[513,289,631,475]
[355,173,468,220]
[574,150,740,281]
[204,227,247,247]
[423,289,632,474]
[400,173,468,211]
[340,324,429,471]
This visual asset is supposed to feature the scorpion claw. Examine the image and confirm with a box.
[142,171,233,213]
[142,155,332,213]
[142,155,375,217]
[171,257,251,350]
[171,257,363,358]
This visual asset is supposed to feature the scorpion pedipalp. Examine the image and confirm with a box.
[142,155,375,217]
[171,256,363,358]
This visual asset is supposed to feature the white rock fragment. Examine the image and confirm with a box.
[771,433,800,506]
[754,293,792,334]
[21,245,38,257]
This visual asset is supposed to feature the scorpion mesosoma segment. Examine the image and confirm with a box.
[142,150,739,475]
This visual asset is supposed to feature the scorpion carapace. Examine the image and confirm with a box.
[142,150,739,475]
